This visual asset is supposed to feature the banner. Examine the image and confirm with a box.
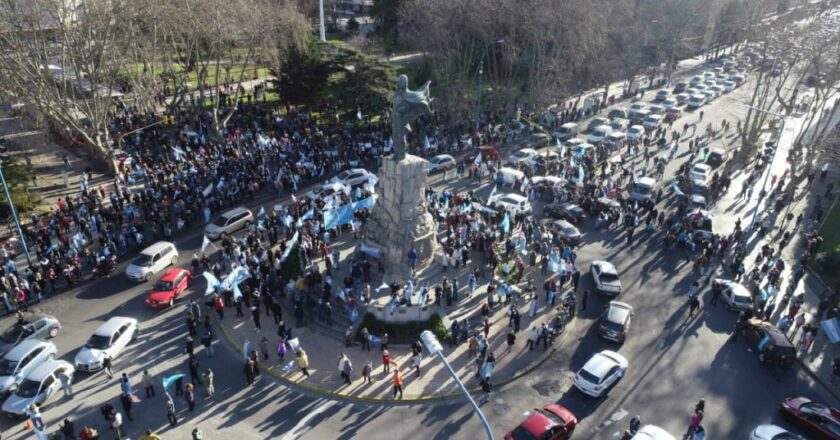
[281,231,300,262]
[203,272,221,296]
[222,266,251,291]
[822,318,840,344]
[323,197,376,230]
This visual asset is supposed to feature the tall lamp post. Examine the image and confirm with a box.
[318,0,327,42]
[474,39,504,133]
[0,162,31,266]
[738,104,787,236]
[420,331,494,440]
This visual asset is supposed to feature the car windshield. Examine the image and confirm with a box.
[337,170,352,180]
[600,272,620,283]
[578,368,603,384]
[509,427,539,440]
[153,280,173,291]
[540,409,565,425]
[132,254,153,267]
[800,402,828,414]
[733,294,752,304]
[212,216,228,227]
[86,334,111,350]
[0,324,23,343]
[15,378,41,398]
[0,359,18,376]
[561,226,578,235]
[632,183,652,195]
[512,151,528,159]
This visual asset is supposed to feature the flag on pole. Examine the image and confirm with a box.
[201,235,211,253]
[163,374,186,391]
[243,340,252,360]
[474,151,482,166]
[357,109,363,121]
[466,137,473,147]
[671,180,685,196]
[423,134,431,150]
[578,164,585,182]
[501,213,510,233]
[202,272,222,295]
[291,194,297,203]
[233,284,243,302]
[488,184,498,203]
[257,206,266,218]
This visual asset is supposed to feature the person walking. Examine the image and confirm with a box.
[59,368,73,398]
[392,369,404,399]
[119,394,134,422]
[165,395,178,427]
[203,369,215,396]
[244,358,257,385]
[383,350,392,373]
[184,383,195,411]
[189,356,203,386]
[362,361,373,384]
[580,289,589,311]
[138,429,162,440]
[411,352,422,377]
[142,370,155,398]
[297,349,310,378]
[688,296,700,318]
[506,330,516,353]
[109,408,124,440]
[360,328,371,351]
[201,331,214,357]
[103,355,114,380]
[683,410,703,439]
[338,353,353,385]
[479,379,492,405]
[251,306,261,332]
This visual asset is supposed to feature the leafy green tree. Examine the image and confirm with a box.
[269,40,334,105]
[331,48,397,112]
[371,0,404,47]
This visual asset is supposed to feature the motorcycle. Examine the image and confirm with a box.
[92,255,116,278]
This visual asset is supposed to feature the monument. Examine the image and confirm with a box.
[363,75,440,279]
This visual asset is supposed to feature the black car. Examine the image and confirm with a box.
[598,301,633,342]
[743,318,796,368]
[673,82,688,94]
[543,203,586,225]
[540,219,582,245]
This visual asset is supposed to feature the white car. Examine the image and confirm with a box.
[689,75,703,86]
[690,163,712,184]
[712,278,754,311]
[723,80,736,92]
[204,207,254,240]
[74,317,138,373]
[2,360,74,417]
[661,98,677,109]
[573,350,628,397]
[634,425,677,440]
[655,89,670,101]
[305,182,350,201]
[642,115,662,130]
[591,260,621,295]
[687,94,705,109]
[125,241,179,282]
[428,154,456,173]
[0,340,57,395]
[749,425,805,440]
[587,125,612,144]
[488,192,532,215]
[329,168,375,187]
[508,148,538,166]
[627,125,645,142]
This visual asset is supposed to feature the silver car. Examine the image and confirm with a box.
[204,207,254,240]
[0,314,61,357]
[0,340,58,394]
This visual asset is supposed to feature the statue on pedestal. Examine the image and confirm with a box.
[391,74,431,161]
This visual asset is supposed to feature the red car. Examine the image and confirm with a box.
[780,396,840,439]
[505,404,577,440]
[145,268,192,309]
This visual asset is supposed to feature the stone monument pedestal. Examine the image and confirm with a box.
[363,154,440,281]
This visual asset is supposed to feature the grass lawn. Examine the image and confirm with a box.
[813,201,840,288]
[122,63,269,90]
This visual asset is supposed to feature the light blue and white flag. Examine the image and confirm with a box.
[201,235,211,253]
[203,271,222,295]
[424,134,431,150]
[357,109,363,121]
[671,180,685,196]
[280,231,300,262]
[501,213,510,233]
[257,206,266,218]
[162,374,185,390]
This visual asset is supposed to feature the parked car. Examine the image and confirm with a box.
[723,81,736,92]
[608,108,629,120]
[749,425,806,440]
[508,148,538,166]
[543,203,585,224]
[664,107,682,122]
[573,350,628,397]
[2,360,74,418]
[780,397,840,439]
[743,318,796,367]
[125,241,179,282]
[673,82,688,94]
[642,115,663,130]
[204,207,254,240]
[706,148,727,167]
[627,125,645,142]
[526,150,560,171]
[523,132,550,149]
[634,426,677,440]
[489,193,533,215]
[687,94,705,109]
[0,340,57,395]
[428,154,456,173]
[541,219,582,246]
[586,117,610,132]
[690,163,712,184]
[329,168,375,188]
[305,182,350,202]
[587,125,612,144]
[711,279,754,311]
[689,75,703,86]
[74,317,139,373]
[146,268,192,309]
[661,98,677,109]
[628,103,648,120]
[504,404,577,440]
[591,260,621,295]
[554,123,580,141]
[655,89,670,101]
[598,301,633,342]
[0,314,61,357]
[674,93,690,106]
[465,145,501,164]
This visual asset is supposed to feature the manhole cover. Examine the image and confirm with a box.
[530,379,563,397]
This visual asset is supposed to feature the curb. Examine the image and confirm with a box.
[796,357,840,402]
[212,311,577,404]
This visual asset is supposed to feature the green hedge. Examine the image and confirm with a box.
[356,312,451,345]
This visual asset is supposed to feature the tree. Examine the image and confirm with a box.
[371,0,404,47]
[330,47,397,112]
[270,40,334,105]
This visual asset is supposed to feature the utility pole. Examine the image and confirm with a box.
[0,162,31,266]
[319,0,327,42]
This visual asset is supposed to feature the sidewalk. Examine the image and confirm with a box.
[212,229,578,402]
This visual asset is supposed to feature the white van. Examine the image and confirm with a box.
[488,192,532,215]
[497,167,526,187]
[587,125,612,144]
[125,241,179,282]
[553,123,579,141]
[630,177,656,201]
[604,132,626,150]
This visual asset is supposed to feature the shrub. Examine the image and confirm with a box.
[357,312,451,345]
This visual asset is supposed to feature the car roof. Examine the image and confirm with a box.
[432,154,454,160]
[221,207,251,218]
[93,317,137,337]
[593,260,617,273]
[140,241,175,256]
[561,122,578,128]
[500,193,527,202]
[25,360,72,382]
[4,340,52,361]
[159,267,188,282]
[582,351,626,378]
[636,177,656,185]
[606,302,633,323]
[748,319,794,346]
[634,425,676,440]
[516,148,537,154]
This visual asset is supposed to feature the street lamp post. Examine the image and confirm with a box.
[318,0,327,42]
[738,104,787,236]
[0,162,31,266]
[420,331,494,440]
[475,58,485,133]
